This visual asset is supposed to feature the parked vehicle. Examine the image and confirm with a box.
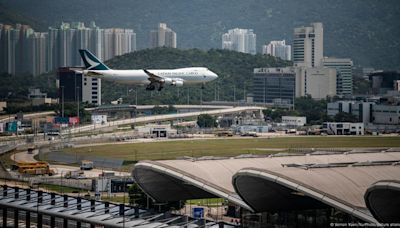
[80,160,94,170]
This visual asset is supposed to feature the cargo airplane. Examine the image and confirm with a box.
[78,49,218,91]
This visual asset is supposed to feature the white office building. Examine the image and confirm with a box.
[322,57,353,96]
[372,104,400,125]
[327,101,374,124]
[323,122,364,135]
[222,28,256,55]
[262,40,291,61]
[294,66,337,99]
[282,116,307,127]
[293,22,323,68]
[327,100,400,125]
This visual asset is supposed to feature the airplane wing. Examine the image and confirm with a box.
[143,69,166,91]
[143,69,164,83]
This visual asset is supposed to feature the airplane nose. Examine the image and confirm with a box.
[209,71,218,80]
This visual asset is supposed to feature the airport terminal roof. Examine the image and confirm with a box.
[364,180,400,223]
[133,148,400,223]
[0,186,222,228]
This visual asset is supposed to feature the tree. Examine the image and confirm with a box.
[53,102,91,123]
[128,184,150,208]
[197,114,217,128]
[295,96,328,124]
[263,108,300,122]
[334,112,359,122]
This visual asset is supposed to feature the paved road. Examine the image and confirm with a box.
[12,150,38,163]
[0,111,55,123]
[10,149,130,178]
[69,106,264,134]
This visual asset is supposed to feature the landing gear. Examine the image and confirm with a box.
[157,82,165,91]
[146,83,164,91]
[201,83,205,90]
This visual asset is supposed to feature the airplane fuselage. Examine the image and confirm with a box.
[84,67,217,85]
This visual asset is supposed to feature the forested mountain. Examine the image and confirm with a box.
[0,3,44,30]
[102,48,290,105]
[1,0,399,69]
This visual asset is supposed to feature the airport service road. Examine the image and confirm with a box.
[0,111,55,123]
[11,149,39,163]
[10,149,130,178]
[70,132,289,148]
[68,106,264,134]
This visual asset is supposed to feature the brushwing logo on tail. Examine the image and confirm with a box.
[84,51,101,70]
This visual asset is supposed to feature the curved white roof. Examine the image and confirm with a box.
[364,180,400,223]
[133,150,400,222]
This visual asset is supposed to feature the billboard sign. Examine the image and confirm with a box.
[69,117,80,125]
[7,121,17,132]
[54,117,69,124]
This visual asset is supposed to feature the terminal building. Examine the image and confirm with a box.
[327,100,400,126]
[133,149,400,226]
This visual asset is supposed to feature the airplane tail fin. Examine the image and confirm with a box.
[79,49,110,70]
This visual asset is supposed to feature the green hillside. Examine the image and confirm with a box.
[2,0,399,69]
[102,47,290,105]
[0,3,44,30]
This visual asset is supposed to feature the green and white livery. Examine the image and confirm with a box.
[78,49,218,91]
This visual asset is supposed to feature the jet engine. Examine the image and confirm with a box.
[171,79,184,87]
[162,78,184,87]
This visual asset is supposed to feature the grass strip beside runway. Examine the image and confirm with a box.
[62,136,400,161]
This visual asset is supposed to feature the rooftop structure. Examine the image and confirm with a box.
[133,149,400,224]
[0,185,225,227]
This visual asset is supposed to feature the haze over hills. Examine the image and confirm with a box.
[1,0,399,69]
[0,3,44,30]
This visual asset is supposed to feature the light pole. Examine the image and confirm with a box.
[187,88,190,105]
[76,86,80,121]
[233,85,236,104]
[61,86,65,118]
[135,88,138,106]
